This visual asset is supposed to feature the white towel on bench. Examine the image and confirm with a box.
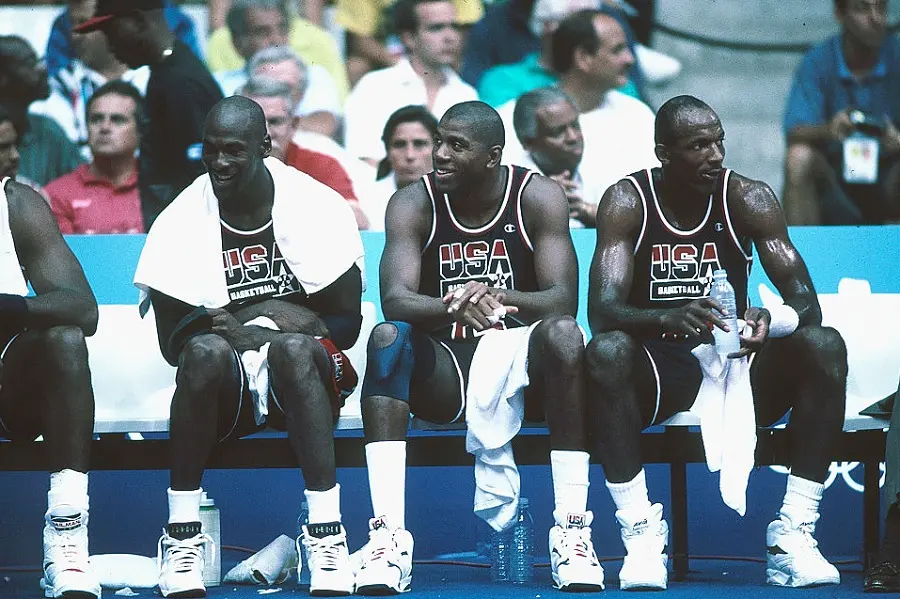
[466,324,538,532]
[133,157,363,315]
[690,338,755,516]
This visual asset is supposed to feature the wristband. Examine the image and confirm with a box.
[767,304,799,338]
[0,293,28,317]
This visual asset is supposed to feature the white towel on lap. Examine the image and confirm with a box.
[240,316,280,426]
[466,324,539,532]
[133,157,364,315]
[690,332,756,516]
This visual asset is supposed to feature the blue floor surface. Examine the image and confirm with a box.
[0,559,874,598]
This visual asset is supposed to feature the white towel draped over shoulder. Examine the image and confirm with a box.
[689,329,756,516]
[466,324,539,532]
[133,157,364,315]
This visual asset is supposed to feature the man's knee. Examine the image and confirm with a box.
[42,325,88,369]
[178,334,235,384]
[534,315,584,367]
[785,143,827,184]
[794,325,848,375]
[585,331,637,381]
[267,334,320,379]
[361,321,415,402]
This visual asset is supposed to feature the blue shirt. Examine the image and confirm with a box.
[478,53,556,107]
[460,0,539,88]
[783,33,900,134]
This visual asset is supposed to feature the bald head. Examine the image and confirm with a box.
[441,101,505,149]
[655,95,718,145]
[204,95,268,145]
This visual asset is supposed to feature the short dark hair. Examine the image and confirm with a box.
[835,0,848,13]
[226,0,288,38]
[551,9,603,74]
[441,101,505,149]
[86,80,145,124]
[655,95,715,144]
[378,105,439,179]
[513,86,575,144]
[391,0,447,36]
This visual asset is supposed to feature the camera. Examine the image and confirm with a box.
[849,109,885,136]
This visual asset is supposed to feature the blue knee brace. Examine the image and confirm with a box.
[361,321,416,402]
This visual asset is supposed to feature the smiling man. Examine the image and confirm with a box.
[584,95,847,591]
[353,100,604,594]
[134,96,364,597]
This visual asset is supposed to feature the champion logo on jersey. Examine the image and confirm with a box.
[504,223,516,233]
[714,222,725,232]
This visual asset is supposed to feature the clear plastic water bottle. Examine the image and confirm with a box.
[509,497,534,584]
[198,492,221,587]
[490,527,511,583]
[297,501,310,585]
[710,269,740,357]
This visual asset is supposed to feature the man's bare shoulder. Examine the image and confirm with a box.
[385,179,432,234]
[4,180,52,225]
[596,178,644,230]
[726,171,781,223]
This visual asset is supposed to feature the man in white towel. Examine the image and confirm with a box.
[134,96,364,597]
[585,95,847,590]
[353,100,605,595]
[0,103,101,599]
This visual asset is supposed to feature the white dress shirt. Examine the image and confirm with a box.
[343,59,478,162]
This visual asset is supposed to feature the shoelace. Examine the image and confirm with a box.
[306,534,347,571]
[561,528,593,561]
[795,523,820,551]
[158,534,210,574]
[47,527,88,571]
[364,529,395,564]
[869,561,900,577]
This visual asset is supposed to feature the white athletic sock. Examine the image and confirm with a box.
[365,441,406,529]
[168,488,203,524]
[550,450,590,524]
[47,469,89,516]
[305,483,342,524]
[606,469,652,514]
[780,474,824,518]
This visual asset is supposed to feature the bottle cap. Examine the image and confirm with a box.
[712,269,727,279]
[518,497,529,508]
[200,491,214,507]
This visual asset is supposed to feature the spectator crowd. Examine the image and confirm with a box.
[2,1,900,599]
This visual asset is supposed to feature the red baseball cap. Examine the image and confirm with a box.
[73,0,165,33]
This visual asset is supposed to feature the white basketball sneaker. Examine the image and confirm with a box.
[549,511,605,592]
[354,516,414,595]
[41,509,100,598]
[616,503,669,591]
[157,522,210,598]
[301,521,354,596]
[766,510,840,587]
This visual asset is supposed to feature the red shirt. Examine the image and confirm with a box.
[284,143,357,201]
[45,163,144,234]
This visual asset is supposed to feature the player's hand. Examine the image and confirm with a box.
[443,282,518,331]
[727,307,771,359]
[882,118,900,155]
[829,109,855,142]
[660,298,729,344]
[208,307,243,343]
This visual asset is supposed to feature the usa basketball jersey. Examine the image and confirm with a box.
[419,165,538,341]
[626,168,752,317]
